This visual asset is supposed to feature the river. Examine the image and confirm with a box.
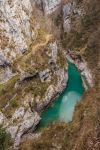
[38,62,85,129]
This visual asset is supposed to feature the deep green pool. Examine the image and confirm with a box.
[38,62,85,128]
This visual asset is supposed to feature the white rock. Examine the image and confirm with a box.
[43,0,61,15]
[63,0,85,32]
[6,126,18,139]
[44,85,55,102]
[78,62,93,87]
[39,69,51,82]
[14,110,40,149]
[0,0,33,62]
[0,67,14,84]
[63,18,71,33]
[12,107,25,120]
[49,42,58,63]
[56,68,68,92]
[63,2,74,18]
[0,112,6,125]
[63,1,75,33]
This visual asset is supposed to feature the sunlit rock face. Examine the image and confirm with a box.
[0,0,36,83]
[42,0,61,14]
[63,0,85,33]
[0,0,33,63]
[33,0,61,14]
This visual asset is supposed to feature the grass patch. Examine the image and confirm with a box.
[0,75,19,109]
[0,125,12,150]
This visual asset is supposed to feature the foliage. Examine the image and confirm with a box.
[0,126,12,150]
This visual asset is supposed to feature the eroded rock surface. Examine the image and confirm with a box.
[0,0,68,149]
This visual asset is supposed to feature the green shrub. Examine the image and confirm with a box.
[10,96,18,108]
[0,125,12,150]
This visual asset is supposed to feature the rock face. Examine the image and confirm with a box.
[1,106,41,149]
[0,0,68,149]
[50,42,58,63]
[42,0,61,14]
[0,0,35,83]
[5,109,40,149]
[0,112,6,125]
[66,50,93,88]
[0,0,33,63]
[39,69,51,82]
[20,0,100,148]
[63,0,85,32]
[35,68,68,112]
[13,111,40,149]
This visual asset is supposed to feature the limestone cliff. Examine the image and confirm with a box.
[0,0,68,149]
[20,0,100,150]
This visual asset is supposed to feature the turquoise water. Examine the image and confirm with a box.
[38,62,85,128]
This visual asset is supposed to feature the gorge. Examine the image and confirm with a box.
[38,62,85,129]
[0,0,100,150]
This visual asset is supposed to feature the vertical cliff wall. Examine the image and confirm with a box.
[0,0,68,149]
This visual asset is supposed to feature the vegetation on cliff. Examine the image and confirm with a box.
[0,126,12,150]
[20,0,100,149]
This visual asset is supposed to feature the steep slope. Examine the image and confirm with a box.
[20,0,100,149]
[0,0,68,149]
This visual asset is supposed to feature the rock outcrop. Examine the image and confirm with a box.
[0,0,33,62]
[63,0,85,32]
[66,50,93,89]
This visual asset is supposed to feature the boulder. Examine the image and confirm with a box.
[39,69,51,82]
